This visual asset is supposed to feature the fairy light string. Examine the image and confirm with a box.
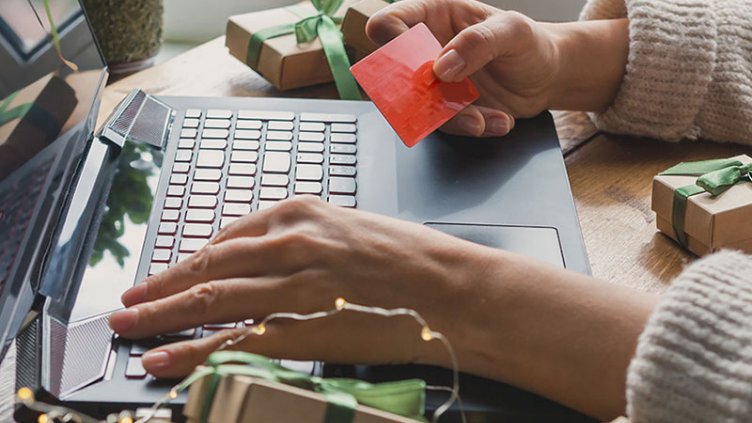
[17,299,466,423]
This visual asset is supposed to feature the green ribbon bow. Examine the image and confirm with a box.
[177,351,426,423]
[247,0,362,100]
[660,157,752,247]
[0,92,32,127]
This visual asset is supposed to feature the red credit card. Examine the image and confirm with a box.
[350,23,480,147]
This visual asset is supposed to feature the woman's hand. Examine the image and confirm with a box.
[109,196,493,378]
[366,0,629,137]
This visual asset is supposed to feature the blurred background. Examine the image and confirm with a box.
[158,0,587,63]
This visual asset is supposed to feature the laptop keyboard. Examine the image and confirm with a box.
[125,108,358,378]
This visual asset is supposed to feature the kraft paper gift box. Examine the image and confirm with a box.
[0,74,76,180]
[651,155,752,256]
[341,0,391,56]
[226,0,359,94]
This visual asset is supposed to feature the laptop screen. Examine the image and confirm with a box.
[0,0,106,354]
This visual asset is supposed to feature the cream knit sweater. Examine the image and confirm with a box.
[581,0,752,421]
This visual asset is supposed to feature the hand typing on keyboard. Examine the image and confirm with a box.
[110,196,486,378]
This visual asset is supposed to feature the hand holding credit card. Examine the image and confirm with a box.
[350,23,480,147]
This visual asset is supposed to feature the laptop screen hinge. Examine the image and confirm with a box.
[98,89,174,149]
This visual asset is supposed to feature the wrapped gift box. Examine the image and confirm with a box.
[184,369,421,423]
[341,0,391,56]
[226,1,356,91]
[652,154,752,255]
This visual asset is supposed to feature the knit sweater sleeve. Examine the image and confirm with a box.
[580,0,752,144]
[626,250,752,422]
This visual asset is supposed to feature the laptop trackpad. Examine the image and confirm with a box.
[425,223,565,268]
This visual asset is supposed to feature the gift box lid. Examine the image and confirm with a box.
[652,154,752,248]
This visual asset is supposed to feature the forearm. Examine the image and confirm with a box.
[428,248,657,420]
[543,19,629,113]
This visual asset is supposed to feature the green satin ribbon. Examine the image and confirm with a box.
[0,92,32,126]
[177,351,426,423]
[660,158,752,247]
[247,0,362,100]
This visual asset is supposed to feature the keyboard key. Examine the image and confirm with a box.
[280,360,316,375]
[297,153,324,164]
[206,109,233,119]
[329,177,356,194]
[164,197,182,209]
[194,169,222,182]
[238,110,295,121]
[170,174,188,185]
[261,174,289,187]
[202,129,229,139]
[177,253,193,263]
[236,120,262,130]
[266,131,293,141]
[155,236,174,248]
[262,152,291,173]
[223,203,251,216]
[300,112,357,123]
[178,139,195,149]
[258,201,278,211]
[204,119,231,129]
[200,139,227,150]
[185,109,202,118]
[203,322,238,330]
[172,163,190,173]
[298,142,324,153]
[164,328,197,338]
[331,123,357,133]
[330,133,357,144]
[259,187,288,200]
[180,238,208,253]
[227,176,255,189]
[167,185,185,197]
[183,118,200,128]
[299,122,325,132]
[330,144,357,155]
[295,182,322,195]
[186,209,215,223]
[125,357,147,379]
[220,217,238,229]
[266,141,292,151]
[188,195,218,208]
[191,182,220,195]
[268,121,294,131]
[158,222,177,235]
[330,155,356,165]
[231,151,259,163]
[225,189,253,202]
[329,165,356,177]
[235,130,262,140]
[232,140,259,151]
[149,262,168,276]
[328,195,357,207]
[196,150,225,168]
[229,164,256,176]
[175,149,193,162]
[180,128,197,139]
[183,224,213,238]
[298,132,325,142]
[152,248,172,262]
[161,210,180,222]
[295,164,323,181]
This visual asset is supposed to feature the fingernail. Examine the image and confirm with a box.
[433,50,465,81]
[486,116,511,136]
[121,283,147,307]
[142,351,170,371]
[458,115,482,136]
[110,308,139,333]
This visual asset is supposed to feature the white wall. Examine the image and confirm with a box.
[164,0,587,44]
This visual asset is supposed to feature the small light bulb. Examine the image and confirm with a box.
[421,326,434,342]
[120,417,134,423]
[17,387,33,401]
[335,297,347,310]
[253,323,266,335]
[168,389,178,400]
[37,414,48,423]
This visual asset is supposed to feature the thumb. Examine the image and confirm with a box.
[434,12,534,82]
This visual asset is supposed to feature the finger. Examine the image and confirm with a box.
[433,12,535,82]
[440,105,515,137]
[210,205,274,245]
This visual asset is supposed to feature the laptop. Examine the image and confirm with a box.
[1,1,593,422]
